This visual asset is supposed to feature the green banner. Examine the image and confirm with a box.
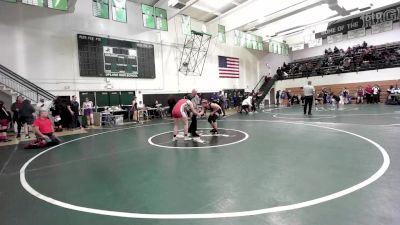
[93,0,109,19]
[112,0,127,23]
[48,0,68,10]
[155,7,168,31]
[22,0,44,7]
[142,4,155,29]
[218,24,226,43]
[3,0,17,2]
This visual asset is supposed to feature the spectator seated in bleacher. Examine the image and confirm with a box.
[278,40,400,80]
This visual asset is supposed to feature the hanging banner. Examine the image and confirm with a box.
[93,0,109,19]
[155,7,168,31]
[22,0,44,7]
[290,43,304,51]
[371,21,393,34]
[347,27,366,39]
[181,15,191,35]
[48,0,68,10]
[233,30,240,46]
[218,24,226,43]
[308,38,323,48]
[316,3,400,39]
[112,0,127,23]
[327,33,343,44]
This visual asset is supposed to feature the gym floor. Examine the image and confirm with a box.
[0,104,399,225]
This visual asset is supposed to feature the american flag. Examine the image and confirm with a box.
[218,56,240,78]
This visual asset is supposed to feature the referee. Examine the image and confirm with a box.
[303,81,315,115]
[188,89,202,137]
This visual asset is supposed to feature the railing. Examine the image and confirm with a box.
[252,75,267,93]
[254,74,277,106]
[0,64,56,102]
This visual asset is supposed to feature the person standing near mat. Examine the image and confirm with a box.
[303,81,315,115]
[188,89,203,137]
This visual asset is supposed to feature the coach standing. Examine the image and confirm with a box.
[303,81,315,115]
[188,89,202,137]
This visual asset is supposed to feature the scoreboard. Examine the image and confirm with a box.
[77,34,156,79]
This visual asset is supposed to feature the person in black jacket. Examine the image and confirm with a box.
[0,101,11,142]
[11,96,23,138]
[20,99,35,139]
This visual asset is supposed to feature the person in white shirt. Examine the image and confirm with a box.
[303,81,315,115]
[137,101,145,109]
[240,96,253,114]
[372,85,380,103]
[35,98,52,117]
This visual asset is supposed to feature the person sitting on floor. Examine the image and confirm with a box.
[32,110,61,147]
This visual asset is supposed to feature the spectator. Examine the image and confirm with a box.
[362,41,368,48]
[20,99,35,139]
[342,87,350,104]
[11,96,24,138]
[0,101,11,142]
[356,86,364,104]
[240,96,252,114]
[276,90,280,106]
[69,95,81,129]
[83,97,94,126]
[372,85,380,103]
[365,85,373,104]
[218,91,226,116]
[137,101,145,109]
[35,98,52,117]
[33,110,61,146]
[211,92,219,103]
[51,97,63,132]
[334,46,339,54]
[60,98,72,129]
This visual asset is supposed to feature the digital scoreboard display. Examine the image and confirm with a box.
[77,34,156,79]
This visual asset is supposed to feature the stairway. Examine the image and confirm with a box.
[0,64,55,103]
[253,75,277,106]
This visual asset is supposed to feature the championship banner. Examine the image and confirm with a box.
[112,0,127,23]
[316,3,400,39]
[93,0,109,19]
[218,24,226,43]
[327,33,343,44]
[347,28,366,40]
[371,21,393,34]
[48,0,68,10]
[181,15,191,35]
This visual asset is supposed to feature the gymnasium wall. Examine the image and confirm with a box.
[0,1,269,102]
[291,23,400,61]
[274,67,400,95]
[282,79,397,103]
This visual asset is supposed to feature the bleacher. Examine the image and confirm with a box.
[279,41,400,80]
